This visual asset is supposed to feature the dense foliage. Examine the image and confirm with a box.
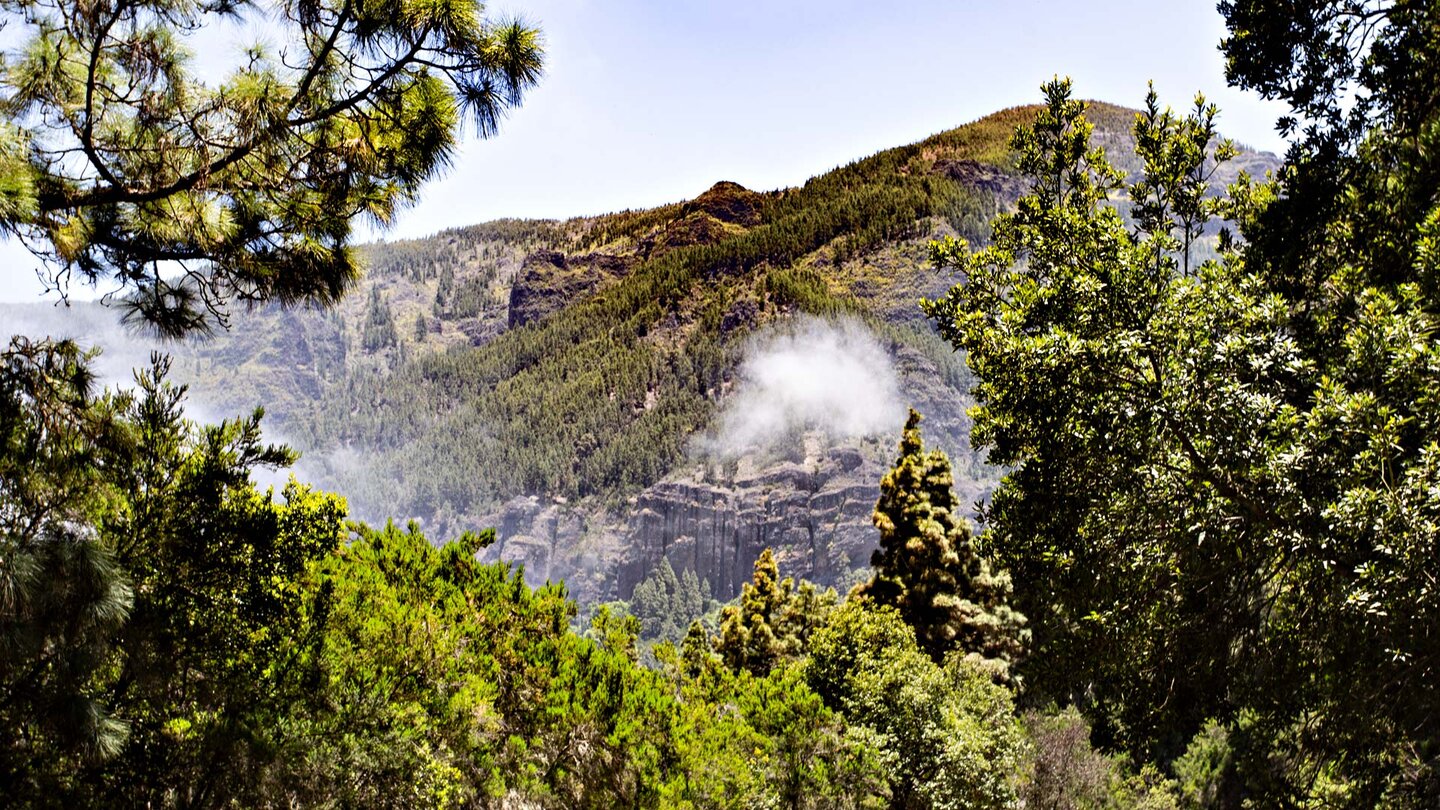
[926,17,1440,799]
[12,1,1440,807]
[0,0,542,334]
[1,350,1189,807]
[2,345,347,804]
[0,352,880,807]
[806,602,1027,810]
[628,557,714,643]
[15,345,1166,808]
[715,548,838,677]
[855,408,1027,681]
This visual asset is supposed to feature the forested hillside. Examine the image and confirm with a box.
[9,101,1275,603]
[7,0,1438,805]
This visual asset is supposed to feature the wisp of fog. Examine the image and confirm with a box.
[707,316,903,458]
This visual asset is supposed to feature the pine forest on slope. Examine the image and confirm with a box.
[7,102,1278,604]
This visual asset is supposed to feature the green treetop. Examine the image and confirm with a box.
[0,0,543,335]
[853,408,1027,684]
[925,69,1440,801]
[715,548,836,676]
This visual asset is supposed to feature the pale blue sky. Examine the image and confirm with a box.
[0,0,1287,303]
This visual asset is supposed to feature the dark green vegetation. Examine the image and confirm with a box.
[0,0,542,335]
[921,0,1440,799]
[854,409,1027,682]
[7,0,1440,807]
[714,547,837,677]
[63,97,1128,602]
[2,354,1160,807]
[106,93,1279,596]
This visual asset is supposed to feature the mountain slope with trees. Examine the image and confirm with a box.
[9,0,1438,803]
[27,101,1274,604]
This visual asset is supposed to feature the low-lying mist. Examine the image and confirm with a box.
[4,301,177,389]
[703,316,904,460]
[3,301,315,494]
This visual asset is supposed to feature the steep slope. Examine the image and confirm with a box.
[6,101,1281,604]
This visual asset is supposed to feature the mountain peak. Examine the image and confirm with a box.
[683,180,766,227]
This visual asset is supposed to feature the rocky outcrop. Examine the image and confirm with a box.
[477,495,627,601]
[508,250,636,328]
[652,212,732,253]
[614,444,892,599]
[472,443,890,604]
[720,298,760,335]
[456,316,506,346]
[476,328,996,605]
[932,160,1029,206]
[682,181,765,227]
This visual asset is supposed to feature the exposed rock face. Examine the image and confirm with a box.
[474,325,995,605]
[480,442,891,604]
[456,316,506,346]
[614,449,884,599]
[683,181,765,226]
[932,160,1029,206]
[477,495,627,601]
[652,212,732,254]
[720,298,760,335]
[508,250,636,328]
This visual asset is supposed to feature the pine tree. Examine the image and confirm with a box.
[679,620,714,678]
[0,0,544,334]
[631,558,709,642]
[0,338,134,780]
[678,568,705,621]
[362,287,399,352]
[854,408,1027,683]
[715,548,835,676]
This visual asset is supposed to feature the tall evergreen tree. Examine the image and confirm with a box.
[854,409,1027,683]
[716,548,835,676]
[361,286,399,352]
[0,0,544,334]
[0,338,132,785]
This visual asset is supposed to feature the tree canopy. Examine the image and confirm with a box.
[854,408,1026,683]
[925,66,1440,804]
[0,0,543,334]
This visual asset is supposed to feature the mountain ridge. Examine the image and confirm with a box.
[4,100,1281,603]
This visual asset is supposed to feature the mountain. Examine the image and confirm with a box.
[3,102,1280,604]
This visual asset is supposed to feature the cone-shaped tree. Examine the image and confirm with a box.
[716,548,835,676]
[716,549,789,675]
[679,620,715,679]
[854,408,1028,683]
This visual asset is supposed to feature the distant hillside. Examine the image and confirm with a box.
[4,101,1281,603]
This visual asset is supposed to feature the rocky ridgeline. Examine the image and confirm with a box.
[474,432,993,605]
[476,443,884,603]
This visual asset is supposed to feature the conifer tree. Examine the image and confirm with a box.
[361,287,399,352]
[0,0,544,334]
[854,408,1027,683]
[717,549,788,675]
[716,548,835,676]
[678,567,705,622]
[630,558,710,642]
[679,620,714,678]
[0,338,133,778]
